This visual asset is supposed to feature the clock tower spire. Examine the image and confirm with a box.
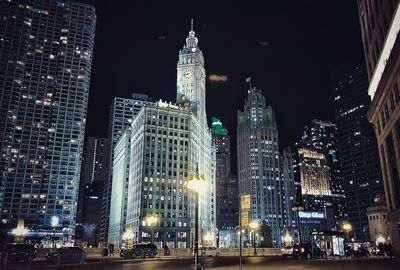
[176,19,206,124]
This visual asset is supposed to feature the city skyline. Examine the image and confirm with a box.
[81,1,365,171]
[2,0,400,266]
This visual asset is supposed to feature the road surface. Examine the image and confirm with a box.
[1,256,399,270]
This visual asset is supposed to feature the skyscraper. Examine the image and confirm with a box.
[280,147,296,243]
[292,140,334,242]
[108,129,131,247]
[302,120,347,226]
[237,85,283,247]
[76,137,106,246]
[334,67,383,241]
[77,137,106,222]
[357,0,400,254]
[211,117,238,247]
[0,0,96,239]
[122,24,216,248]
[100,93,154,243]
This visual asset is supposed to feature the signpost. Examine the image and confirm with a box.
[240,194,251,270]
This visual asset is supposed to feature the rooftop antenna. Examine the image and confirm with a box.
[191,18,194,31]
[246,77,252,92]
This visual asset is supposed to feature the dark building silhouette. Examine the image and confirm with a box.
[333,67,384,241]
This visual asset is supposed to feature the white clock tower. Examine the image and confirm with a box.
[177,20,206,124]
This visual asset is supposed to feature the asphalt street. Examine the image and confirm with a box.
[0,256,399,270]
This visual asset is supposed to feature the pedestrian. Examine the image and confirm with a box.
[109,243,115,256]
[163,244,170,256]
[102,246,109,257]
[387,243,393,258]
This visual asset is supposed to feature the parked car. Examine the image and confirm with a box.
[46,247,86,264]
[281,246,294,256]
[345,246,370,258]
[1,243,36,265]
[292,243,325,259]
[201,246,220,257]
[122,244,158,259]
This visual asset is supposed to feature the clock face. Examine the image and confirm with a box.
[183,69,194,80]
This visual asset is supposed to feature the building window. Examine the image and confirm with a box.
[386,132,400,208]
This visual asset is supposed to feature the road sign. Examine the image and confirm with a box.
[240,194,251,210]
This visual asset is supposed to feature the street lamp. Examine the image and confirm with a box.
[187,164,207,270]
[292,205,304,243]
[12,219,29,243]
[249,221,259,256]
[144,215,159,244]
[283,233,293,247]
[342,223,352,242]
[122,227,134,248]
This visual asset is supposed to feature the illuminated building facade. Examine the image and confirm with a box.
[237,86,283,247]
[357,0,400,255]
[334,67,383,241]
[303,120,347,226]
[108,129,131,247]
[0,0,96,238]
[100,93,154,243]
[297,143,331,197]
[124,25,216,248]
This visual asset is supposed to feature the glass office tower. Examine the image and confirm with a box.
[0,0,96,239]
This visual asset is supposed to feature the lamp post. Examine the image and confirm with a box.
[342,223,352,243]
[292,205,304,244]
[187,164,206,270]
[144,215,159,244]
[249,221,259,256]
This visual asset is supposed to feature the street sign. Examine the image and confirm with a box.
[240,194,251,210]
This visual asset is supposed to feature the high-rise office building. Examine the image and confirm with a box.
[77,137,106,222]
[211,117,238,247]
[237,85,283,247]
[123,24,216,248]
[100,93,154,243]
[302,120,347,226]
[334,67,384,241]
[76,137,106,246]
[357,0,400,254]
[280,147,296,244]
[108,129,131,247]
[292,140,334,242]
[0,0,96,240]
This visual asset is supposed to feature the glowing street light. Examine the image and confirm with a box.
[12,219,29,243]
[249,221,259,255]
[283,233,293,246]
[122,227,134,248]
[342,222,352,242]
[376,235,385,245]
[187,164,206,270]
[144,215,159,243]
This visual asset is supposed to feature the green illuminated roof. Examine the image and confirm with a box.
[211,117,228,136]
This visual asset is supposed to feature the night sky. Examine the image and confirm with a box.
[82,1,365,173]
